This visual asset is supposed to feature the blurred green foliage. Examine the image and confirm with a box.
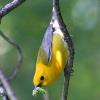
[0,0,100,100]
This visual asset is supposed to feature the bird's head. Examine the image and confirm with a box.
[33,63,49,87]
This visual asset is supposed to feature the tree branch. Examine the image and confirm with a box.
[0,0,26,20]
[43,91,49,100]
[0,0,25,100]
[52,0,75,100]
[0,31,23,81]
[0,69,18,100]
[3,95,10,100]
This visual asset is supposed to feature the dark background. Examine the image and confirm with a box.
[0,0,100,100]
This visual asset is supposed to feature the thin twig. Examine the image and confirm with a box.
[0,31,23,81]
[43,91,49,100]
[3,96,9,100]
[0,0,25,99]
[52,0,75,100]
[0,69,18,100]
[0,0,26,19]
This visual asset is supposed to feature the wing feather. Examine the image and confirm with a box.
[37,24,53,64]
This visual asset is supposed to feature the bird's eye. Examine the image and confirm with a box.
[40,76,44,80]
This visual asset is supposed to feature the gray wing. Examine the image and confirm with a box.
[40,24,53,64]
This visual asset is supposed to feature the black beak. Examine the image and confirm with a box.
[37,83,42,87]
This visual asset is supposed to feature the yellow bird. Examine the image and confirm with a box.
[33,0,69,87]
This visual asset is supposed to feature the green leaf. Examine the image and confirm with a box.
[32,87,46,96]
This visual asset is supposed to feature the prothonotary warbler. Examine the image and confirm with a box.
[33,0,69,87]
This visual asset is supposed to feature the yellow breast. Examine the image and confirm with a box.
[51,33,68,70]
[46,33,69,85]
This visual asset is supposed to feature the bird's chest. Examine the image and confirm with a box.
[50,33,68,71]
